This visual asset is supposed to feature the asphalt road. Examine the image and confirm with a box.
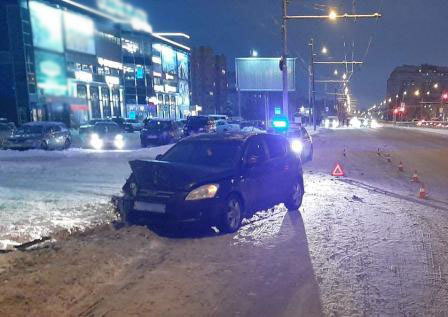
[1,126,447,316]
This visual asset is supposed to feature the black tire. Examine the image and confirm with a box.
[285,178,304,211]
[64,138,71,150]
[40,140,48,150]
[218,194,244,234]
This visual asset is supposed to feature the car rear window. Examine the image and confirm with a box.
[265,135,287,158]
[163,140,242,168]
[145,121,172,131]
[186,117,209,128]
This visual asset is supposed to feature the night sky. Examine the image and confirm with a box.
[82,0,448,109]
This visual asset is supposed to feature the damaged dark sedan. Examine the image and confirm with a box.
[115,132,305,233]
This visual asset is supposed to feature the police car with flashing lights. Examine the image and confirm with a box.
[271,116,313,163]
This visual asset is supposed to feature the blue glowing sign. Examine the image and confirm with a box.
[136,67,144,79]
[275,107,282,115]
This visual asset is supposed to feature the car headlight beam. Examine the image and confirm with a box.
[114,134,125,149]
[90,133,103,150]
[290,139,303,154]
[185,184,219,201]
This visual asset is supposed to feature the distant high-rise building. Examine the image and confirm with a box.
[191,46,228,115]
[386,64,448,120]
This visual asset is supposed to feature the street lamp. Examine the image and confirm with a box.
[329,10,338,20]
[414,89,420,97]
[321,46,328,54]
[334,69,338,76]
[403,91,407,96]
[434,83,439,89]
[342,73,347,80]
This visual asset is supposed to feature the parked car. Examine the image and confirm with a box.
[208,114,229,121]
[140,119,183,147]
[183,116,215,136]
[324,116,339,128]
[0,123,15,148]
[115,132,305,233]
[4,121,71,150]
[125,118,144,131]
[86,122,125,150]
[215,119,241,133]
[286,127,313,163]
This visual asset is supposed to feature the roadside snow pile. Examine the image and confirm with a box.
[0,145,171,250]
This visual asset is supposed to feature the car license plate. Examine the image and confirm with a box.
[133,201,166,213]
[146,135,158,139]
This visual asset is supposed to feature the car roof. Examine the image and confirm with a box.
[22,121,65,126]
[184,132,271,143]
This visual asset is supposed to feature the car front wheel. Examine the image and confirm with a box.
[218,195,243,233]
[285,179,304,211]
[64,138,71,150]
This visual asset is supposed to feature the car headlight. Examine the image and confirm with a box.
[114,134,125,149]
[90,133,103,150]
[290,139,303,154]
[185,184,219,201]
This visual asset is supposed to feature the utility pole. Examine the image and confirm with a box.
[282,0,289,118]
[309,39,317,131]
[281,6,381,125]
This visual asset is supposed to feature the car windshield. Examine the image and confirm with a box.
[145,121,171,131]
[16,125,43,134]
[162,140,242,168]
[93,123,121,134]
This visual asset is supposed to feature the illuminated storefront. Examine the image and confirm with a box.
[0,0,190,127]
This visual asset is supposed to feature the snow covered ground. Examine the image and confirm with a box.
[0,135,171,250]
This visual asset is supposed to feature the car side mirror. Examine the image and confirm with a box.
[155,154,163,160]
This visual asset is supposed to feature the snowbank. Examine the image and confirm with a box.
[0,145,171,250]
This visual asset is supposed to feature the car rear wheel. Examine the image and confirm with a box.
[40,141,48,150]
[285,179,304,211]
[218,195,243,234]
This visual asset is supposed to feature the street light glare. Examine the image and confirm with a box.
[342,73,347,80]
[329,10,338,20]
[414,89,420,96]
[334,69,338,76]
[321,46,328,54]
[434,83,439,89]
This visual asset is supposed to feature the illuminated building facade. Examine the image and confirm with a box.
[0,0,190,127]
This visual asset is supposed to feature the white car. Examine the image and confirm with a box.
[215,120,240,133]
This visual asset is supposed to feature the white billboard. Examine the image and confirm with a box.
[235,58,295,92]
[63,11,96,55]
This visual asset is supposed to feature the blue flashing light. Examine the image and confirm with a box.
[272,116,289,130]
[272,120,288,128]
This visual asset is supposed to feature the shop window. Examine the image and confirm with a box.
[90,86,101,118]
[77,84,87,99]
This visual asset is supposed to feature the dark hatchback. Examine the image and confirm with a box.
[140,119,183,147]
[116,132,305,233]
[183,116,215,137]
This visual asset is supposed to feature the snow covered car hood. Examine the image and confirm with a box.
[129,159,234,192]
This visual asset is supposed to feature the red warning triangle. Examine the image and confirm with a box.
[332,163,345,177]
